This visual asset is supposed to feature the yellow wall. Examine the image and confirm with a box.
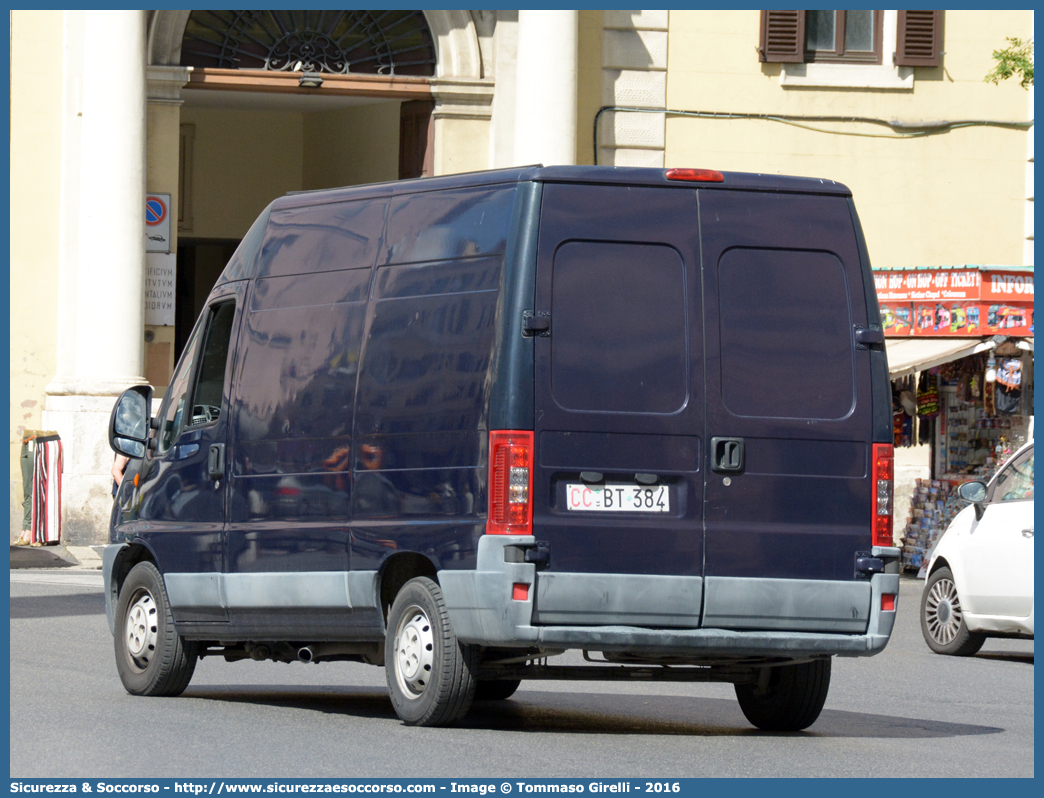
[178,107,305,240]
[434,116,490,175]
[665,10,1033,269]
[180,103,405,239]
[576,9,603,165]
[145,100,183,388]
[9,10,63,505]
[302,101,401,190]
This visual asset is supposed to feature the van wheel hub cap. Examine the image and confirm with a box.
[394,607,434,698]
[125,591,159,667]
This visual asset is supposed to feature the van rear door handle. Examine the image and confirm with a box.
[1022,528,1034,538]
[522,311,551,337]
[710,437,744,473]
[208,443,225,480]
[854,327,885,349]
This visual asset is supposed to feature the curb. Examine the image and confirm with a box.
[65,545,104,569]
[9,543,103,571]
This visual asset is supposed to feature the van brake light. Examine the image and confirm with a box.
[665,168,724,183]
[488,431,534,535]
[872,443,894,547]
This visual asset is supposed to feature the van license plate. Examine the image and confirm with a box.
[565,484,669,513]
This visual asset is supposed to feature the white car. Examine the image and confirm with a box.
[920,441,1034,656]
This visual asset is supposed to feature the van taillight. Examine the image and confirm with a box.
[665,168,724,183]
[488,430,534,535]
[872,443,894,547]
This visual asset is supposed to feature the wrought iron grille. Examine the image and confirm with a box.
[180,10,436,77]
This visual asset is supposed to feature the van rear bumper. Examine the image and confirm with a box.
[439,535,898,658]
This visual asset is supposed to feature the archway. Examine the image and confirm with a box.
[178,10,437,76]
[144,11,484,369]
[148,9,482,77]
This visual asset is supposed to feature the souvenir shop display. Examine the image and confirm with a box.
[935,352,1029,480]
[900,478,961,572]
[896,350,1031,573]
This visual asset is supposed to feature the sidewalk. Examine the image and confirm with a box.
[9,543,103,570]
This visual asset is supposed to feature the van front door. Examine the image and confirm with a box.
[124,283,243,624]
[530,182,706,628]
[698,189,875,633]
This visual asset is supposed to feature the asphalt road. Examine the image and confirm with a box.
[9,571,1033,778]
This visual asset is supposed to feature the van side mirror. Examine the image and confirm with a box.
[108,385,153,459]
[957,480,987,521]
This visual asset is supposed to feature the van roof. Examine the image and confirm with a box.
[275,165,851,210]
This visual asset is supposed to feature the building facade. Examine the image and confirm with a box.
[9,9,1034,543]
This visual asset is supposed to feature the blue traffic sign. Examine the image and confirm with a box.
[146,196,168,226]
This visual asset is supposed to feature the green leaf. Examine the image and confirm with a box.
[984,37,1034,89]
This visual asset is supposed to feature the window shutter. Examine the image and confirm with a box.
[895,10,942,67]
[759,10,805,63]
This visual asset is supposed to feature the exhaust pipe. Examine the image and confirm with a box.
[295,642,384,664]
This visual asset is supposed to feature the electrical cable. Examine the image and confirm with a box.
[593,106,1034,165]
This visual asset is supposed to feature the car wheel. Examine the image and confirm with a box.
[474,679,522,701]
[114,561,198,696]
[385,577,477,726]
[920,566,986,656]
[734,658,831,732]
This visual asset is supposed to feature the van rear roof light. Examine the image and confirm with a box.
[665,168,724,183]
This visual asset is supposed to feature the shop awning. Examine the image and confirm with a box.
[885,337,1000,379]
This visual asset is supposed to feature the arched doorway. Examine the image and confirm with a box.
[178,10,437,75]
[145,10,486,372]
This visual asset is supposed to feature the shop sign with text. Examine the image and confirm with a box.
[875,268,1034,337]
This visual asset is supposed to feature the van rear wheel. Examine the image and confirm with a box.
[385,577,477,726]
[735,658,831,731]
[114,561,198,697]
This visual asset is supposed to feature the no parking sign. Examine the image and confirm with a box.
[145,193,171,253]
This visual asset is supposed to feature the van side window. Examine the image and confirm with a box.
[188,301,237,427]
[157,323,204,455]
[156,301,235,454]
[718,248,854,420]
[551,241,688,414]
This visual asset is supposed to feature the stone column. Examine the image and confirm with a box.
[76,10,147,389]
[44,10,149,544]
[513,10,578,166]
[427,11,493,176]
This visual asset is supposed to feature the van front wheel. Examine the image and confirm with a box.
[385,577,477,726]
[734,658,831,731]
[114,561,198,697]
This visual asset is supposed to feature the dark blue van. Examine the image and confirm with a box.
[105,165,898,730]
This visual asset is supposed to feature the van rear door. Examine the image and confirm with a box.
[698,189,875,633]
[530,182,705,627]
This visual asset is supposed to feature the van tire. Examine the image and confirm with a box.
[385,577,477,726]
[734,658,831,732]
[114,561,198,697]
[474,679,522,701]
[920,566,987,656]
